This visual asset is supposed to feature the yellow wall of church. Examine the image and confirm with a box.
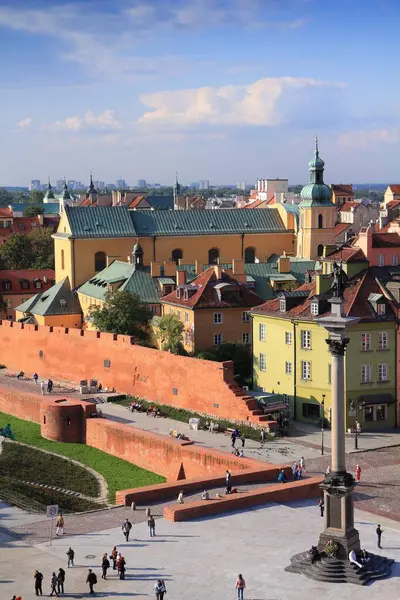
[297,206,336,260]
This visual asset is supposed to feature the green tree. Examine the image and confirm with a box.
[0,294,7,316]
[24,205,44,217]
[0,188,14,206]
[0,233,32,269]
[28,190,44,204]
[196,343,252,386]
[156,314,185,354]
[89,290,152,343]
[28,227,54,269]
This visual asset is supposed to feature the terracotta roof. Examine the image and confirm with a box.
[323,247,367,263]
[0,208,12,218]
[331,184,354,195]
[244,198,263,209]
[252,273,395,321]
[0,268,55,295]
[334,223,352,237]
[339,201,360,212]
[372,232,400,248]
[386,200,400,210]
[128,196,147,208]
[160,267,264,310]
[388,185,400,194]
[80,197,96,207]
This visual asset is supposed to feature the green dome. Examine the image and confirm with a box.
[299,138,334,207]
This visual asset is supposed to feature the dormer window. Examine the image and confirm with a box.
[311,301,319,316]
[20,279,29,290]
[280,299,286,313]
[2,280,12,291]
[377,303,386,316]
[184,289,189,300]
[34,279,42,289]
[176,288,181,298]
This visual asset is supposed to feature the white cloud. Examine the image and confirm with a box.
[50,110,121,132]
[337,127,400,148]
[15,117,32,131]
[138,77,343,128]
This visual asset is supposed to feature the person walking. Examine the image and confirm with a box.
[226,469,232,494]
[57,568,65,594]
[260,429,266,445]
[160,580,167,599]
[33,372,38,385]
[122,518,132,542]
[177,490,184,504]
[292,463,298,481]
[318,498,324,517]
[40,380,45,395]
[56,512,64,536]
[66,547,75,567]
[101,553,110,579]
[240,434,245,448]
[355,464,361,482]
[236,573,246,600]
[50,572,59,597]
[119,556,126,580]
[154,579,166,600]
[376,524,383,549]
[47,378,53,393]
[111,546,118,570]
[231,431,237,448]
[33,570,43,596]
[148,514,156,537]
[300,456,306,472]
[86,569,97,595]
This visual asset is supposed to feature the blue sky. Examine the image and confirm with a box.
[0,0,399,186]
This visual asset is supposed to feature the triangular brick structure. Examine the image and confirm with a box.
[177,462,186,480]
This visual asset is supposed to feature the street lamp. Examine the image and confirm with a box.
[321,394,326,455]
[353,399,364,450]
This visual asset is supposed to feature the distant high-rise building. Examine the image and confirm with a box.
[95,180,105,190]
[67,180,76,190]
[74,181,85,190]
[152,183,161,188]
[137,179,147,188]
[236,181,246,191]
[29,179,41,191]
[56,179,64,192]
[106,183,116,190]
[116,179,127,189]
[198,180,209,190]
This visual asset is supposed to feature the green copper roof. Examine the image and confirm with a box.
[299,138,334,208]
[131,208,287,236]
[16,278,81,316]
[245,259,317,299]
[64,206,136,238]
[77,260,161,304]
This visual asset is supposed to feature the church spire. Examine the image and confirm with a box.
[44,177,55,200]
[299,138,333,206]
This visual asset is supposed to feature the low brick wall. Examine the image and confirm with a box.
[115,466,292,505]
[163,476,322,521]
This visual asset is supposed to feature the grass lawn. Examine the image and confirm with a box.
[0,443,99,496]
[0,411,165,502]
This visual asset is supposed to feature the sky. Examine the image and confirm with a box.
[0,0,400,186]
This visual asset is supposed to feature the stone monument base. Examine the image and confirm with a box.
[285,551,394,585]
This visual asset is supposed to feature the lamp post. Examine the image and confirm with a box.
[321,394,326,455]
[353,400,364,450]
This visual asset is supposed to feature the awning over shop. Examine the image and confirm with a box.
[357,393,395,406]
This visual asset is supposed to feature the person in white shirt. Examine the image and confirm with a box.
[349,550,362,568]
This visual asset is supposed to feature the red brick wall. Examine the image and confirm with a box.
[0,387,41,423]
[86,418,265,480]
[0,321,254,422]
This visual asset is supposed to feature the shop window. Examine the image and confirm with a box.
[376,405,386,421]
[302,402,320,419]
[364,406,374,422]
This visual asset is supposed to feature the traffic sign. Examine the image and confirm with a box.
[46,504,59,518]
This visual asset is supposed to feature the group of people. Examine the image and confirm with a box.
[277,457,306,484]
[231,429,245,449]
[33,569,65,597]
[33,372,54,394]
[106,548,126,580]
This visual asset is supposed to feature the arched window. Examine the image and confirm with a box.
[317,244,324,257]
[208,248,219,265]
[318,214,323,229]
[94,251,106,272]
[61,249,65,270]
[244,247,256,263]
[171,249,183,264]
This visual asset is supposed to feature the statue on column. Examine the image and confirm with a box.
[332,262,344,299]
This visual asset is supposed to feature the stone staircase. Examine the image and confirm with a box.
[285,551,394,585]
[228,385,279,425]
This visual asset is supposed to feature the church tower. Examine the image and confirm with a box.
[297,138,336,260]
[173,172,181,210]
[43,178,55,202]
[86,174,98,205]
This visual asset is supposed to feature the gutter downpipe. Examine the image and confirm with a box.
[292,319,297,421]
[153,236,157,262]
[71,238,76,289]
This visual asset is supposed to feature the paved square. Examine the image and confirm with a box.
[1,500,399,599]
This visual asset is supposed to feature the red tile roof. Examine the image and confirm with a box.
[372,232,400,248]
[161,267,264,310]
[388,185,400,194]
[0,269,55,295]
[324,246,367,263]
[331,184,354,195]
[252,273,394,321]
[386,200,400,210]
[334,223,352,237]
[339,201,360,212]
[128,196,147,208]
[0,208,12,218]
[80,197,97,207]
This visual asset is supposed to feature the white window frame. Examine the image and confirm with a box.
[242,332,250,344]
[242,311,250,323]
[280,299,286,312]
[185,312,189,323]
[361,333,371,351]
[185,331,191,345]
[170,308,174,315]
[310,302,319,316]
[361,364,372,383]
[259,353,266,371]
[177,310,181,320]
[301,360,311,380]
[213,333,223,346]
[378,363,388,382]
[301,330,311,349]
[377,303,386,316]
[259,323,266,341]
[392,254,398,266]
[378,331,388,350]
[285,331,292,345]
[6,298,12,308]
[378,254,385,266]
[213,312,223,324]
[285,361,292,375]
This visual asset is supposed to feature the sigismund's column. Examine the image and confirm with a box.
[316,296,360,559]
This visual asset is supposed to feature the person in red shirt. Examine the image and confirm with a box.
[236,574,246,600]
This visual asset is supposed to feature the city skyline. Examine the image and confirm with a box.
[1,0,400,185]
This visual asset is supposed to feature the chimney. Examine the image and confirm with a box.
[163,261,176,277]
[232,258,245,275]
[194,260,201,275]
[277,252,291,273]
[126,255,131,264]
[214,265,222,280]
[150,261,161,277]
[176,270,187,286]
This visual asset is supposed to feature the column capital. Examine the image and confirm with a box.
[326,337,350,356]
